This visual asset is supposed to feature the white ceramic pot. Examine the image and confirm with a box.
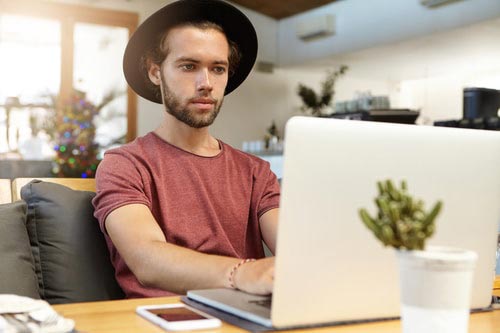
[397,246,477,333]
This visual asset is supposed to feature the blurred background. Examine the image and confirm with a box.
[1,0,500,179]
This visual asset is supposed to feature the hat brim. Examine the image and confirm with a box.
[123,0,258,104]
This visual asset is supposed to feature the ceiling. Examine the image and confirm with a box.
[227,0,340,20]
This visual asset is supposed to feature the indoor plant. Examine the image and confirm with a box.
[297,65,348,116]
[359,179,442,250]
[359,179,477,333]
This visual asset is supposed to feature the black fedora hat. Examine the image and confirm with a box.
[123,0,258,104]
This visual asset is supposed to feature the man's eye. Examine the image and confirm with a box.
[213,66,226,74]
[181,64,195,70]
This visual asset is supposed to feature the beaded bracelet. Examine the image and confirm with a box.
[228,258,256,289]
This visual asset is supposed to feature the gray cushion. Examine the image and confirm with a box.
[21,180,124,304]
[0,201,40,298]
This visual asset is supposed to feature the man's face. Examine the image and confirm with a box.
[155,26,230,128]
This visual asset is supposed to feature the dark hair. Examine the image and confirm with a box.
[140,21,242,101]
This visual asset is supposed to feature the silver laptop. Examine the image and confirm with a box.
[188,116,500,328]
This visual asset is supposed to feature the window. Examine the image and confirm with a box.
[0,0,138,159]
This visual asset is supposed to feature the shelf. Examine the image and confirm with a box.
[324,109,420,124]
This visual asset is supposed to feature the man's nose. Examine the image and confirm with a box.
[196,68,213,92]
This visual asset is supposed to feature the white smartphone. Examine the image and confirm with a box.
[136,303,222,331]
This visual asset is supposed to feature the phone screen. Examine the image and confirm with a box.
[148,307,208,322]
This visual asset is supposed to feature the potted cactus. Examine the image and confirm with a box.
[359,179,477,333]
[359,179,442,250]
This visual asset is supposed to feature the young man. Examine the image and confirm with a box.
[92,0,280,298]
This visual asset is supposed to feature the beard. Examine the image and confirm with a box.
[160,76,223,129]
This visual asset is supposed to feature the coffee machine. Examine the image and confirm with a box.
[434,87,500,130]
[464,87,500,118]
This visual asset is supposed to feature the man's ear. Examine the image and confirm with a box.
[147,62,161,86]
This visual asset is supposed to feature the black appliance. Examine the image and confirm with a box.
[463,87,500,119]
[434,87,500,130]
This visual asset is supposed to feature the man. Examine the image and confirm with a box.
[92,0,280,299]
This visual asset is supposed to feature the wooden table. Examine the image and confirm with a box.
[54,286,500,333]
[494,275,500,297]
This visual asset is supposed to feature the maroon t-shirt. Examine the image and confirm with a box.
[92,132,280,298]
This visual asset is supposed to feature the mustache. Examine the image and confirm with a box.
[188,96,217,104]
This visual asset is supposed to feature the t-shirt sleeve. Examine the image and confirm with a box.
[92,150,152,234]
[257,163,281,218]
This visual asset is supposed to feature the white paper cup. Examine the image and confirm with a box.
[397,246,477,333]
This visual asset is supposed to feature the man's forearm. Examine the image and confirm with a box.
[130,240,239,294]
[105,204,274,295]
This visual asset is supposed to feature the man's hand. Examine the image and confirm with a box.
[232,257,274,295]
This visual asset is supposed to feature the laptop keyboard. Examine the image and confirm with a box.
[248,298,272,309]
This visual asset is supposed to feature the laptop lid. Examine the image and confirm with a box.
[271,116,500,327]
